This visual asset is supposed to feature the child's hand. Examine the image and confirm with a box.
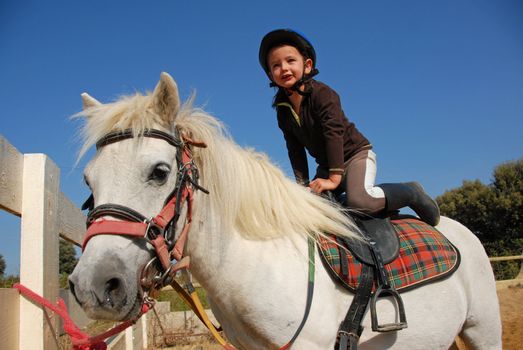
[309,174,341,193]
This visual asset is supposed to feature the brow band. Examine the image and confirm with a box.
[96,129,182,149]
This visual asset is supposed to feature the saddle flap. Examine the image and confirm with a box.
[345,216,400,265]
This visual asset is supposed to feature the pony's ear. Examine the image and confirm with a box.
[151,72,180,123]
[81,93,102,110]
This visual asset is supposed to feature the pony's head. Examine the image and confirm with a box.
[69,73,195,320]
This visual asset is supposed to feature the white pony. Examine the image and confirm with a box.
[69,73,502,349]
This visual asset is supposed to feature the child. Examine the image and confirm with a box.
[259,29,440,226]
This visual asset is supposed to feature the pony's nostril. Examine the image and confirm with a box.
[68,277,82,306]
[105,277,121,293]
[104,278,123,307]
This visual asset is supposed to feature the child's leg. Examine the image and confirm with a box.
[342,150,440,225]
[344,149,386,214]
[378,182,440,226]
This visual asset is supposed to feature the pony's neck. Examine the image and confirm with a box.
[185,204,312,348]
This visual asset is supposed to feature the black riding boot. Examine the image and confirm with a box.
[378,182,440,226]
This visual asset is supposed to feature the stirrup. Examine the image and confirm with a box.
[370,285,408,332]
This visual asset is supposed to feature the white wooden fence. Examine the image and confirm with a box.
[0,135,147,350]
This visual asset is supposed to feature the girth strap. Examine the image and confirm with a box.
[336,232,408,350]
[336,264,373,350]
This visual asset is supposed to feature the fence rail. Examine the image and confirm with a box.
[489,254,523,282]
[489,255,523,262]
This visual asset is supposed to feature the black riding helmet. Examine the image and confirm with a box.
[259,29,319,91]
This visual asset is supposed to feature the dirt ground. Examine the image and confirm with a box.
[165,282,523,350]
[454,282,523,350]
[497,282,523,350]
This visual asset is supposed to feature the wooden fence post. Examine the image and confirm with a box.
[19,154,60,350]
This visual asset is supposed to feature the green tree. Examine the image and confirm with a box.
[436,158,523,279]
[0,254,5,276]
[437,180,496,239]
[59,239,78,275]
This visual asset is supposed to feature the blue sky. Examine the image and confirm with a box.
[1,0,522,275]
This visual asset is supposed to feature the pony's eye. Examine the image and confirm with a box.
[149,163,171,185]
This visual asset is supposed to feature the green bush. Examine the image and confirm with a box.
[484,238,523,280]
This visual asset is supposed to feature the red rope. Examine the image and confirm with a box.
[13,283,148,350]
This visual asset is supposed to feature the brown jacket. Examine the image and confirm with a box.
[275,80,370,183]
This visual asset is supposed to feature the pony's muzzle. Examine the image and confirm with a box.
[69,273,127,308]
[68,258,136,320]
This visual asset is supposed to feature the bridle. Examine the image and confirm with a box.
[81,128,209,303]
[78,127,315,350]
[16,130,212,350]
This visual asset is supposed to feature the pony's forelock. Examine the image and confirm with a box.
[72,92,176,161]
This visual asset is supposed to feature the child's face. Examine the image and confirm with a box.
[267,45,313,90]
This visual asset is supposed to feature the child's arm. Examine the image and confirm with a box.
[313,86,346,175]
[277,108,310,185]
[309,83,348,193]
[285,133,309,185]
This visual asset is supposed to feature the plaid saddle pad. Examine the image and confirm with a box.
[318,218,461,293]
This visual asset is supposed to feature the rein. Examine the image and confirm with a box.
[13,282,149,350]
[24,127,315,349]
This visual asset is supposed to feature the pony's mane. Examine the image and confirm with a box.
[76,91,360,241]
[175,105,361,241]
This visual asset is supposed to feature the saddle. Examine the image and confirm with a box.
[328,214,407,350]
[318,193,460,350]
